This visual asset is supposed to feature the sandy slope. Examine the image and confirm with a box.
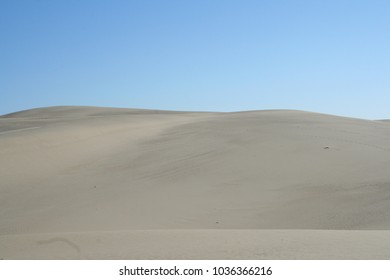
[0,106,390,259]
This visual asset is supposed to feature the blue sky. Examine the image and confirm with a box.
[1,0,389,119]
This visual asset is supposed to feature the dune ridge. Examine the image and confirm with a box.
[1,106,390,259]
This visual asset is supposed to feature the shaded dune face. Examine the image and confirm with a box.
[1,106,390,259]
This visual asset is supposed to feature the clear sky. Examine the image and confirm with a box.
[1,0,389,119]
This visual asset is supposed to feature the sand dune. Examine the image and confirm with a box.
[1,106,390,259]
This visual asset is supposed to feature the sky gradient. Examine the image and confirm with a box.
[1,0,389,119]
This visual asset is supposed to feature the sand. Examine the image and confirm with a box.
[0,106,390,259]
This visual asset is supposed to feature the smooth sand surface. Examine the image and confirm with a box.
[1,106,390,259]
